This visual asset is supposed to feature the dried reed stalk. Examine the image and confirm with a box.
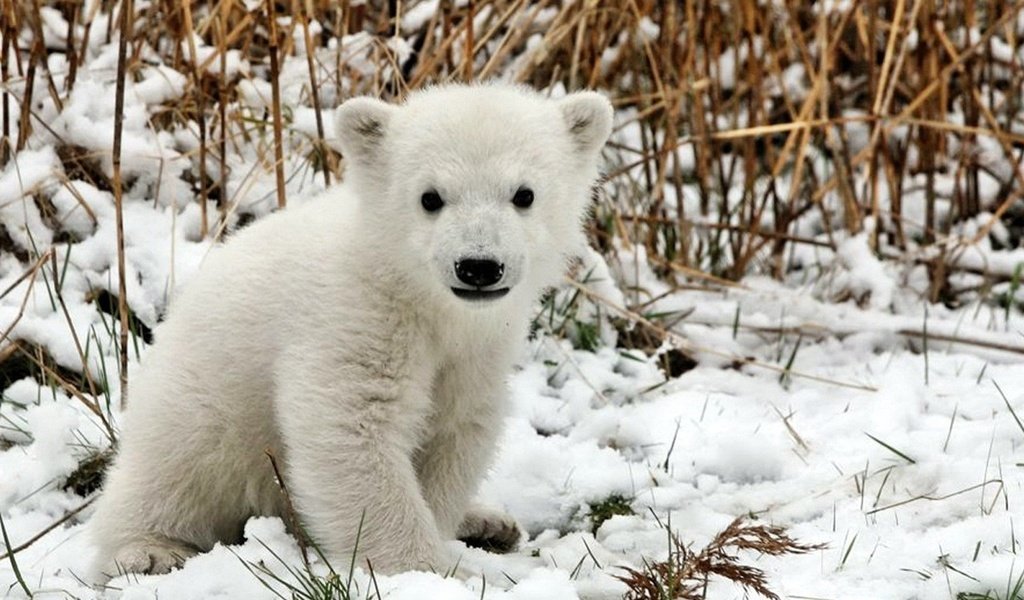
[181,0,210,236]
[111,0,133,410]
[297,0,331,186]
[267,0,287,209]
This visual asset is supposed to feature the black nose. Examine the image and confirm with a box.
[455,259,505,288]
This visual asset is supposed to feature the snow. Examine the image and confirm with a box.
[132,66,188,106]
[6,210,1023,599]
[181,34,250,78]
[2,8,1024,600]
[835,232,895,310]
[402,1,440,31]
[0,147,60,251]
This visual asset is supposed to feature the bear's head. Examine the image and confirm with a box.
[334,83,612,311]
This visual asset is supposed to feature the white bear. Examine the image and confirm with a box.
[89,83,612,577]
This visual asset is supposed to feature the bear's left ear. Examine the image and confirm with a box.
[334,97,397,165]
[559,91,613,156]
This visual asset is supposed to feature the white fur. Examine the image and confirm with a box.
[89,83,612,576]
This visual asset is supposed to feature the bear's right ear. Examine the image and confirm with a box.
[334,97,397,165]
[559,91,613,157]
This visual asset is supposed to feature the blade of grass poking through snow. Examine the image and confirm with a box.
[923,304,930,386]
[661,419,681,472]
[236,550,291,600]
[111,0,132,410]
[865,433,917,464]
[1007,263,1023,329]
[239,539,330,600]
[45,253,115,445]
[367,558,382,600]
[943,404,958,453]
[346,509,366,590]
[838,532,858,570]
[0,512,32,598]
[993,381,1024,437]
[779,334,803,389]
[25,232,55,312]
[1007,564,1024,600]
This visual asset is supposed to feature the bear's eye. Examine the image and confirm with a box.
[512,187,534,209]
[421,191,444,213]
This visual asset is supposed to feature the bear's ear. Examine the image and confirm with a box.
[559,91,613,156]
[334,97,397,164]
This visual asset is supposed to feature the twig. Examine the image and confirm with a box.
[265,449,309,569]
[566,278,878,392]
[679,314,1024,358]
[0,497,96,561]
[896,329,1024,357]
[866,479,1002,515]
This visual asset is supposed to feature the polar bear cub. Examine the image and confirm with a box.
[89,83,612,576]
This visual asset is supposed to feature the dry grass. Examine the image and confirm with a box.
[615,516,825,600]
[3,1,1021,288]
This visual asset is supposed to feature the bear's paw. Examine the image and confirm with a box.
[109,539,198,575]
[456,507,522,554]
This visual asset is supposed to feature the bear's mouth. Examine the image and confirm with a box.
[451,287,510,301]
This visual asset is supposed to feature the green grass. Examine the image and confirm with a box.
[587,494,636,534]
[957,563,1024,600]
[239,512,377,600]
[0,511,33,598]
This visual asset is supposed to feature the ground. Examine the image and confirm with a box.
[3,230,1022,598]
[2,3,1024,599]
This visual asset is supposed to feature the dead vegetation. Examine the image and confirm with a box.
[616,516,825,600]
[4,1,1023,281]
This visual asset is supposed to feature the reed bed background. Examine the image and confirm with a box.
[5,0,1023,293]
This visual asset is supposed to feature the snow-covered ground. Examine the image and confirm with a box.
[3,6,1024,600]
[3,234,1023,599]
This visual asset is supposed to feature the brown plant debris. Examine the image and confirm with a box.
[616,517,825,600]
[62,448,113,497]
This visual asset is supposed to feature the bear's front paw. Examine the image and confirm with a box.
[108,539,198,576]
[456,506,522,554]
